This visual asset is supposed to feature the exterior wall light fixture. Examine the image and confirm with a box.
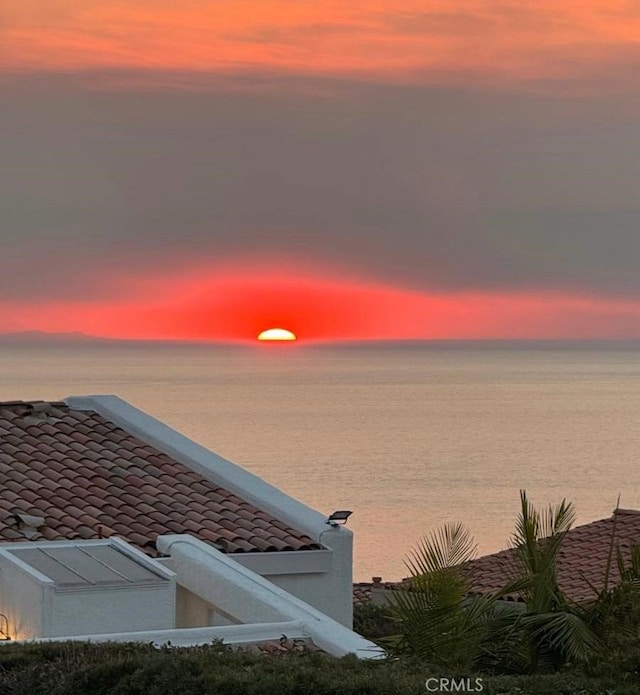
[326,510,353,527]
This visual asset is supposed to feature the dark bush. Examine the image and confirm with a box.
[353,603,396,642]
[0,641,639,695]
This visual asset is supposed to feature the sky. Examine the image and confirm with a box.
[2,2,640,341]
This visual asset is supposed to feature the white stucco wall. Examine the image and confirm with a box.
[174,584,238,628]
[157,535,383,659]
[67,395,355,627]
[0,540,177,639]
[5,536,380,658]
[233,529,354,626]
[50,586,175,637]
[175,584,211,628]
[0,559,48,640]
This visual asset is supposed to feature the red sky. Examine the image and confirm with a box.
[2,2,640,342]
[4,1,639,86]
[3,265,640,343]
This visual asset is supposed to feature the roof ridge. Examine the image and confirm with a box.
[0,399,69,408]
[463,511,640,565]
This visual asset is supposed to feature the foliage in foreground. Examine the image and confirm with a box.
[353,602,397,641]
[0,641,639,695]
[380,490,640,677]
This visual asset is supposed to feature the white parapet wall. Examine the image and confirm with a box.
[19,620,310,649]
[0,539,176,641]
[66,394,354,627]
[157,534,384,659]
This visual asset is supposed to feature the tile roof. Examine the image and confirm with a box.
[464,508,640,603]
[0,400,321,554]
[353,510,640,606]
[353,579,398,607]
[352,583,373,607]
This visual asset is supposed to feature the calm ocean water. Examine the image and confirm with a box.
[2,341,640,582]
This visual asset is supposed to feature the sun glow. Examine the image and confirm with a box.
[257,328,297,342]
[8,263,640,342]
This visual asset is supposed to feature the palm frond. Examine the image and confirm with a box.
[617,544,640,582]
[510,490,574,544]
[385,521,482,667]
[404,522,477,577]
[603,494,621,592]
[520,611,604,663]
[509,490,575,612]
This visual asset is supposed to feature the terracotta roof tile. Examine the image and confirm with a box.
[177,519,199,534]
[0,400,321,555]
[353,584,372,606]
[459,509,640,602]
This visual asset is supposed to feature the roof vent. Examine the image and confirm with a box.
[13,513,45,539]
[21,402,63,425]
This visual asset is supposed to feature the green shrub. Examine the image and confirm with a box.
[353,603,396,642]
[1,641,639,695]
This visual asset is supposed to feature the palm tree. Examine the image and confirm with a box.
[384,521,515,669]
[501,490,603,672]
[579,509,640,675]
[385,491,608,673]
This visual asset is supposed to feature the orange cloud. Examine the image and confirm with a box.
[3,1,640,86]
[2,266,640,342]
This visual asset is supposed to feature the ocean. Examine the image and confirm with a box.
[2,340,640,582]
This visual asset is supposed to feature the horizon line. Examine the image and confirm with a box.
[3,331,640,349]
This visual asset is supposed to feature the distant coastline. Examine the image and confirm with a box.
[2,330,640,351]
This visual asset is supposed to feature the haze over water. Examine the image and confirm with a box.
[2,341,639,582]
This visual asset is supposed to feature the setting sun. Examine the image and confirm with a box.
[257,328,297,342]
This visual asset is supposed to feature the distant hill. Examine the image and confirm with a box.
[0,331,111,345]
[0,332,235,347]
